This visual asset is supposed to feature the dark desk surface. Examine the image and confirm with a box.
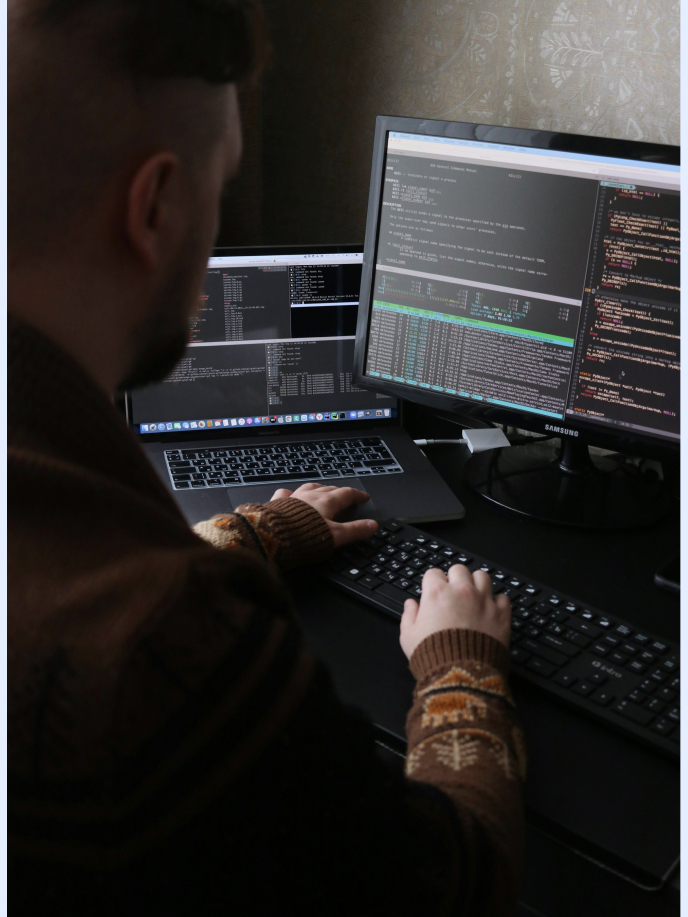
[289,419,680,917]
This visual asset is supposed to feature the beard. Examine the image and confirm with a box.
[117,236,206,391]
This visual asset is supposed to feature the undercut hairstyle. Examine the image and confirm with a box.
[9,0,268,252]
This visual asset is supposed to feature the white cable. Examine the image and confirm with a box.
[415,428,511,454]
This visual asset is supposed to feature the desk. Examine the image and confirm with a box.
[289,413,680,917]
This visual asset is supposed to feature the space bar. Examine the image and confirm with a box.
[241,471,321,484]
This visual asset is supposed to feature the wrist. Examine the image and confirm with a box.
[409,628,510,685]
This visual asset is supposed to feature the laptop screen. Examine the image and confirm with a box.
[129,247,399,435]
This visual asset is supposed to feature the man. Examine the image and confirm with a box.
[8,0,525,914]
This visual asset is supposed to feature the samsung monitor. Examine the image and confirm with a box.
[354,117,680,527]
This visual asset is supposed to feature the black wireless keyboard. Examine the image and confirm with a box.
[324,520,680,761]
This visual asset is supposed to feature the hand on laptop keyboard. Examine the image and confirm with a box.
[400,564,512,660]
[270,483,379,548]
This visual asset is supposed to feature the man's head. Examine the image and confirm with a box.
[8,0,267,391]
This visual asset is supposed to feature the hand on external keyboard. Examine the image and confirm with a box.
[400,565,511,660]
[271,483,378,548]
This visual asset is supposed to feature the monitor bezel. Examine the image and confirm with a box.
[353,116,680,460]
[124,243,401,442]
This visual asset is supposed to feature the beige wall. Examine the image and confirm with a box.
[218,0,679,247]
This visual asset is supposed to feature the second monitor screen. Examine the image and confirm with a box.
[364,131,680,444]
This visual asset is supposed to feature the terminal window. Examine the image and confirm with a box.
[364,134,679,442]
[132,258,396,425]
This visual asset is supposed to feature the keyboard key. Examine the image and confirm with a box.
[609,652,628,666]
[645,698,666,714]
[650,640,669,655]
[359,575,382,590]
[174,481,190,488]
[662,657,679,673]
[603,634,620,647]
[652,719,675,737]
[597,618,614,629]
[567,618,601,639]
[619,642,638,656]
[633,633,650,645]
[564,630,591,649]
[222,476,241,485]
[591,643,610,657]
[526,657,557,678]
[578,610,596,622]
[554,672,576,688]
[650,668,668,683]
[627,689,646,704]
[342,567,364,581]
[613,701,654,727]
[524,584,540,596]
[591,689,614,706]
[548,595,562,606]
[379,571,398,583]
[375,582,413,607]
[627,660,647,675]
[510,647,531,665]
[666,707,680,724]
[589,672,606,685]
[550,610,569,624]
[615,624,633,638]
[640,679,657,695]
[539,633,579,659]
[564,602,578,613]
[521,638,567,667]
[658,687,677,703]
[573,681,595,697]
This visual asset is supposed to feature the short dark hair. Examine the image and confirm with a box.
[36,0,268,84]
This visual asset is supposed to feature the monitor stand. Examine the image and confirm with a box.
[463,438,674,529]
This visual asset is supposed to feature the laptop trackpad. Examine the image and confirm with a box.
[227,478,382,523]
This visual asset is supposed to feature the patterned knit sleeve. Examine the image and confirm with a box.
[405,628,527,915]
[191,496,333,569]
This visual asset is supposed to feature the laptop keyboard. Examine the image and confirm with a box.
[164,437,403,490]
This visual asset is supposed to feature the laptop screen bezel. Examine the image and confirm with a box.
[123,243,401,442]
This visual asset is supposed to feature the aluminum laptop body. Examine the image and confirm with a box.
[126,245,465,527]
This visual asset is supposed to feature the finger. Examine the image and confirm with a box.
[270,488,293,500]
[400,598,419,632]
[320,487,371,514]
[446,563,474,586]
[330,518,378,547]
[472,569,493,596]
[290,482,322,494]
[422,566,448,588]
[495,593,512,615]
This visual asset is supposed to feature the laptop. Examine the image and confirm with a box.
[126,244,465,527]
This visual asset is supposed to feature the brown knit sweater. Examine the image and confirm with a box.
[8,314,525,916]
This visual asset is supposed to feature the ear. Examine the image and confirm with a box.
[125,152,183,271]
